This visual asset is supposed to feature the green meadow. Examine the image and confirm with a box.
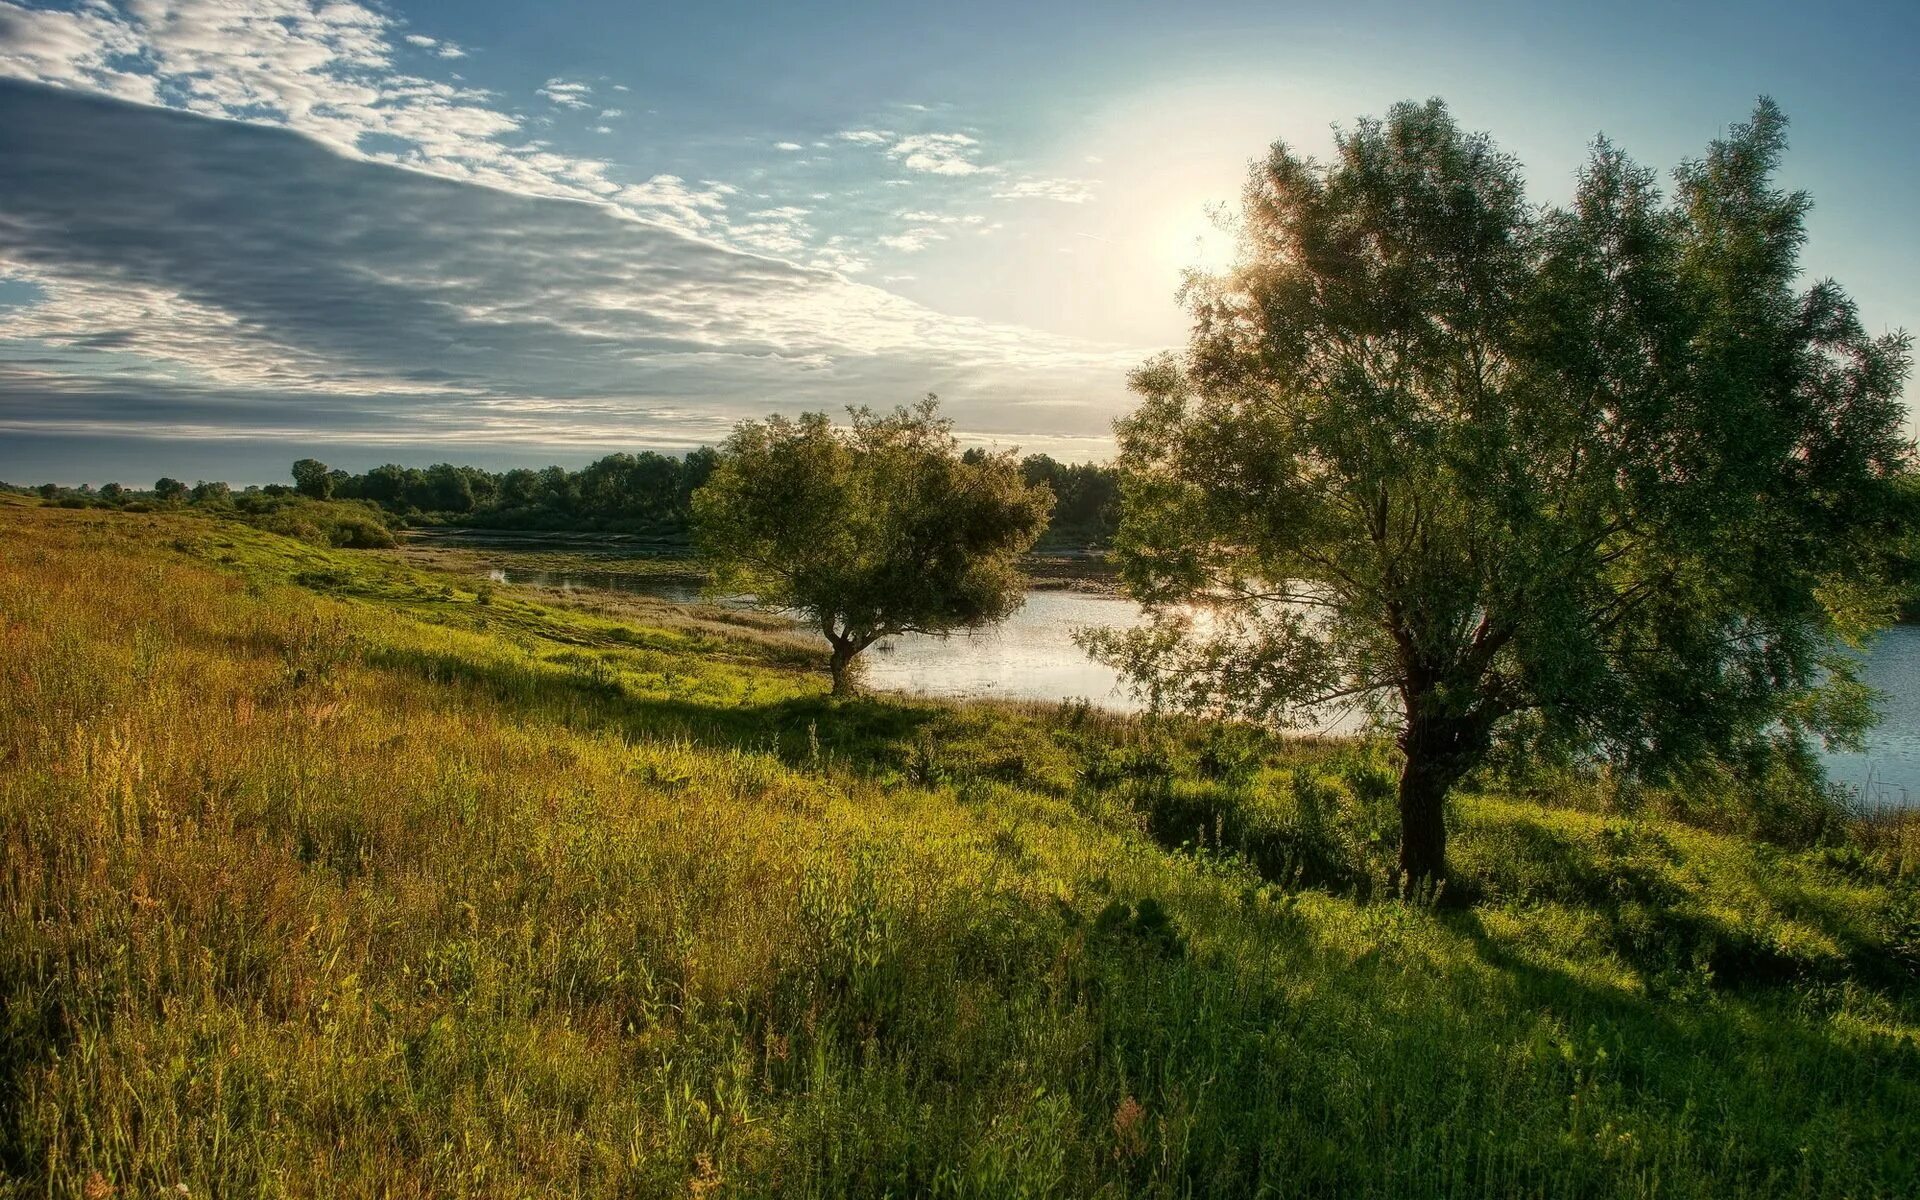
[2,497,1917,1198]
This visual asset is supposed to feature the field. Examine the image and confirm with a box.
[2,498,1918,1198]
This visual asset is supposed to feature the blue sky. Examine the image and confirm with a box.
[0,0,1914,485]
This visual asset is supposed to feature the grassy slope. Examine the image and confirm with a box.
[1,499,1917,1199]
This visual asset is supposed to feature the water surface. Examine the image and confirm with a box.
[1818,624,1920,809]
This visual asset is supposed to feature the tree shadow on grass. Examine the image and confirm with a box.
[1454,814,1913,991]
[362,641,944,779]
[1443,901,1920,1167]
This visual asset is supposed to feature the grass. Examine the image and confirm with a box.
[1,496,1917,1198]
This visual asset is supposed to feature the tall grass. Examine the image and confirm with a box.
[1,500,1916,1198]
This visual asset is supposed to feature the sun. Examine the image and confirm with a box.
[1161,203,1241,278]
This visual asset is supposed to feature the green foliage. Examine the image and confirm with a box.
[1017,453,1120,548]
[1892,472,1920,621]
[1089,99,1914,885]
[694,397,1054,693]
[189,479,231,506]
[291,456,335,500]
[285,445,1118,549]
[316,449,714,536]
[238,495,398,549]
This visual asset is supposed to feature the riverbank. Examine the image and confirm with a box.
[4,498,1919,1197]
[400,526,1125,594]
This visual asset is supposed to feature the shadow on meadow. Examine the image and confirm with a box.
[360,639,954,780]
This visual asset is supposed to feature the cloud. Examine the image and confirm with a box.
[0,1,600,204]
[538,78,593,109]
[898,210,986,226]
[993,178,1099,203]
[0,80,1136,453]
[773,141,802,151]
[834,125,999,177]
[0,1,156,103]
[0,2,885,264]
[888,132,993,176]
[878,232,941,253]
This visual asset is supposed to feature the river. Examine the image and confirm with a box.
[483,563,1918,806]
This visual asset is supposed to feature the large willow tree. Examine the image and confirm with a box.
[1086,99,1911,888]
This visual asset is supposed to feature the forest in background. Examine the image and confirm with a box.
[0,448,1120,552]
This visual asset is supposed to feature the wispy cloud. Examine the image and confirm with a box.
[830,125,1003,178]
[993,177,1099,203]
[537,78,594,109]
[878,232,940,253]
[898,210,986,226]
[888,132,994,176]
[0,80,1136,452]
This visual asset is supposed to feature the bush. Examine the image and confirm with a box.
[241,498,398,550]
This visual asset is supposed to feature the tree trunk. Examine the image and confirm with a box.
[829,642,856,696]
[1395,701,1491,898]
[1396,750,1451,893]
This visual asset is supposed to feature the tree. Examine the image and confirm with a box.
[291,458,333,500]
[154,477,187,502]
[499,468,542,508]
[98,482,126,504]
[189,480,231,505]
[1084,99,1912,889]
[410,464,476,514]
[356,464,410,508]
[693,398,1054,695]
[1894,472,1920,622]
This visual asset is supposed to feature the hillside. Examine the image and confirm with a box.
[2,499,1917,1198]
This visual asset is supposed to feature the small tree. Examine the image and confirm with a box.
[1085,99,1911,889]
[693,398,1053,695]
[291,458,333,500]
[154,477,187,502]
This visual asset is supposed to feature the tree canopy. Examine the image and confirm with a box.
[693,398,1054,694]
[1085,98,1913,888]
[291,458,334,500]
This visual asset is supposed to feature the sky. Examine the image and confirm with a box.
[0,0,1914,486]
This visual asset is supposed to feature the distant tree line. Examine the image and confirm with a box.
[3,446,1120,550]
[294,449,1116,546]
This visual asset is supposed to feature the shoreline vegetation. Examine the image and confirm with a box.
[4,495,1918,1196]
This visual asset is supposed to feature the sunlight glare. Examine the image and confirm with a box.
[1163,204,1240,278]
